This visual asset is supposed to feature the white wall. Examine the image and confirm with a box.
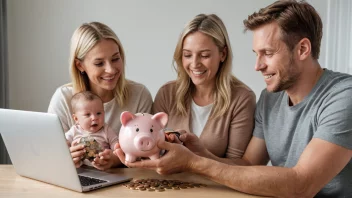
[7,0,328,112]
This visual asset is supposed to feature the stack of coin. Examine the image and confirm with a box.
[123,178,207,192]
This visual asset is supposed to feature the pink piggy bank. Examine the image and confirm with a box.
[119,111,168,162]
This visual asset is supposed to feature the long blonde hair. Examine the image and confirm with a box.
[69,22,128,107]
[173,14,240,119]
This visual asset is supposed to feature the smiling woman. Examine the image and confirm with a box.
[74,39,123,100]
[47,22,153,170]
[152,14,256,165]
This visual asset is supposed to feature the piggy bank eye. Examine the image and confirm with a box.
[136,128,139,132]
[150,129,153,133]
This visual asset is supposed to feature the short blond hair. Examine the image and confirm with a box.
[69,22,129,107]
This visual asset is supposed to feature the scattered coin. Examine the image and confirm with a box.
[123,178,206,192]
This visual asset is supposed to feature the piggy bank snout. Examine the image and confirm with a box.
[134,135,156,151]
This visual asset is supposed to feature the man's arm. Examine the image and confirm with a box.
[191,138,352,197]
[197,136,270,166]
[115,136,351,197]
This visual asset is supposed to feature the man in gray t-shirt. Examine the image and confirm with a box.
[254,69,352,197]
[114,1,352,197]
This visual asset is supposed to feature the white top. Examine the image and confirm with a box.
[65,124,119,150]
[48,80,153,133]
[191,100,213,137]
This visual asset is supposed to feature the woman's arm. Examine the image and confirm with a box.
[204,91,256,165]
[48,86,74,132]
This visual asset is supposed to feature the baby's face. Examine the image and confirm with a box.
[73,99,105,133]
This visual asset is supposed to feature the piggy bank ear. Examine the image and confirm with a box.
[151,112,168,128]
[120,111,135,126]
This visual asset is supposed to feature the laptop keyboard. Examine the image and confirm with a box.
[78,175,108,186]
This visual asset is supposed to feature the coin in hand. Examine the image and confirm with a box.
[78,136,102,161]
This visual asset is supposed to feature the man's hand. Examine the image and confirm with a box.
[114,140,199,175]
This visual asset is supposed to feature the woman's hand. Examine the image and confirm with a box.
[69,141,85,168]
[92,149,121,171]
[113,143,128,165]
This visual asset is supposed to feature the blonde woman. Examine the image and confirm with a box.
[48,22,152,170]
[152,14,256,164]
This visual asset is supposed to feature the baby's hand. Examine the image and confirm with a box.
[92,149,114,171]
[97,149,111,159]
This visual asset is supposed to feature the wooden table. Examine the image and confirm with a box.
[0,165,265,198]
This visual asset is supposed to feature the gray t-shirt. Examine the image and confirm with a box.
[253,69,352,197]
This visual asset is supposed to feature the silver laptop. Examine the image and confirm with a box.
[0,108,132,192]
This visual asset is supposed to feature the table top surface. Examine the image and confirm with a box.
[0,165,265,198]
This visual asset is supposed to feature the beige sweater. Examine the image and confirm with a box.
[153,81,256,159]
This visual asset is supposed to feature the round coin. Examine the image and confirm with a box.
[125,178,207,191]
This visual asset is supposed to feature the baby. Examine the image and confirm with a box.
[65,91,119,167]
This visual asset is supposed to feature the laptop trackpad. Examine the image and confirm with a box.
[78,167,114,180]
